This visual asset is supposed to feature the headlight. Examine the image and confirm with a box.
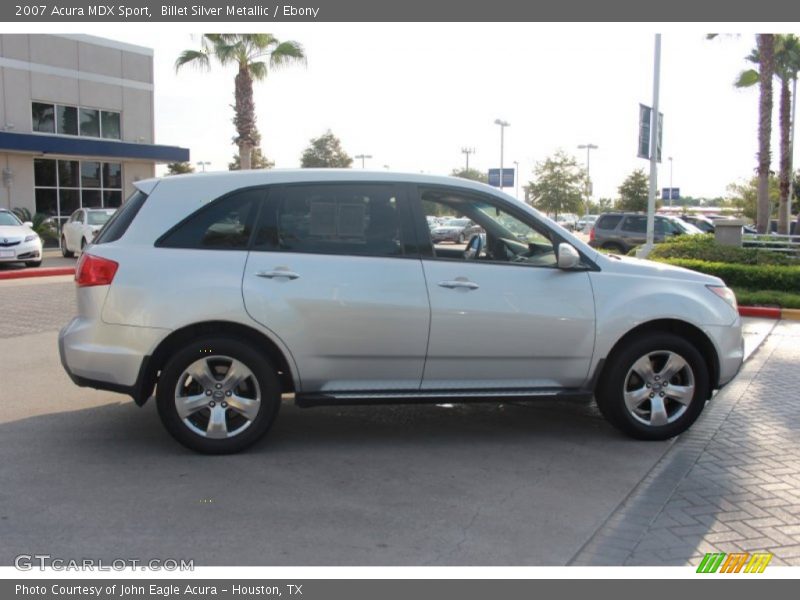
[707,285,738,311]
[24,234,39,243]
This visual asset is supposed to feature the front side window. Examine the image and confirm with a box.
[32,102,55,133]
[158,188,262,250]
[253,184,404,257]
[420,188,557,267]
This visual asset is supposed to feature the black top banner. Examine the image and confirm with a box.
[3,0,800,22]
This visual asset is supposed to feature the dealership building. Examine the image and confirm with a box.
[0,34,188,224]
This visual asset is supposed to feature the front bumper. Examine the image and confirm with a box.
[704,318,745,388]
[0,239,42,262]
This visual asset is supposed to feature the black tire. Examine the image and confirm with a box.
[156,337,281,454]
[601,242,625,254]
[595,332,709,441]
[61,237,74,258]
[25,260,42,268]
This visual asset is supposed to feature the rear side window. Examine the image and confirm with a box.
[252,184,404,257]
[622,215,647,233]
[158,188,263,250]
[93,190,147,244]
[595,214,623,230]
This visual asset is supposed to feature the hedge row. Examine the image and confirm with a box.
[645,235,799,266]
[731,287,800,309]
[655,258,800,292]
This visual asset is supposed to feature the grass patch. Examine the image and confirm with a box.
[731,288,800,309]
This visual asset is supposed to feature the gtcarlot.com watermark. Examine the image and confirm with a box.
[14,554,194,571]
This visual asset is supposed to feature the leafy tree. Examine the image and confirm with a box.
[726,175,780,222]
[166,162,195,175]
[176,34,305,170]
[299,130,352,168]
[616,169,654,212]
[736,34,800,234]
[450,168,488,183]
[586,197,613,213]
[229,126,274,170]
[525,151,585,219]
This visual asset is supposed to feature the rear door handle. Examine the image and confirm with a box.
[438,279,479,290]
[256,268,300,280]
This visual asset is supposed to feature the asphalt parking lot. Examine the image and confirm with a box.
[0,275,797,566]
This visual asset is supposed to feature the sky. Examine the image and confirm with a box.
[15,23,798,200]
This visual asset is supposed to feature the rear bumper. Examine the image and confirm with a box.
[58,316,166,403]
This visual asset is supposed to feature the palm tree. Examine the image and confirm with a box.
[176,34,306,170]
[736,35,800,234]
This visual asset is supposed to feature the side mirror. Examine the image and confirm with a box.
[23,221,33,228]
[557,243,581,270]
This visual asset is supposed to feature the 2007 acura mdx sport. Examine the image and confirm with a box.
[59,170,744,454]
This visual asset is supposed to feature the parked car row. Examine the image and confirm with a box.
[429,217,483,244]
[588,212,703,254]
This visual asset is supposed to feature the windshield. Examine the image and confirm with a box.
[87,210,115,225]
[0,211,22,227]
[671,218,702,234]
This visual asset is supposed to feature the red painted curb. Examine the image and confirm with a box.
[0,267,75,281]
[738,306,781,319]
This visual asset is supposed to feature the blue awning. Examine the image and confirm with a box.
[0,131,189,163]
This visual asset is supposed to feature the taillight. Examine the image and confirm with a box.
[589,226,596,242]
[76,254,118,287]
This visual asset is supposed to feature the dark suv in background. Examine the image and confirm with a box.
[589,212,703,253]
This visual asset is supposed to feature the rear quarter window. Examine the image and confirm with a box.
[93,190,148,244]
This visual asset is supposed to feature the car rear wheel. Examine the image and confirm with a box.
[61,236,74,258]
[595,333,709,440]
[156,337,281,454]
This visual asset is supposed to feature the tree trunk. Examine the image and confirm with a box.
[756,34,775,234]
[234,65,256,171]
[778,77,791,235]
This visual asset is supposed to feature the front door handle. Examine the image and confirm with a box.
[256,268,300,280]
[438,278,479,290]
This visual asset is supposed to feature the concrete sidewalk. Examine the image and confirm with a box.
[572,320,800,566]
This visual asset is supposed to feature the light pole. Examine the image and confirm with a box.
[461,147,476,172]
[577,143,598,215]
[513,160,519,199]
[354,154,372,169]
[196,161,211,172]
[494,119,510,190]
[668,156,674,209]
[638,33,661,258]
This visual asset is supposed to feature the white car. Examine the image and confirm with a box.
[61,208,116,257]
[59,170,744,454]
[0,209,42,268]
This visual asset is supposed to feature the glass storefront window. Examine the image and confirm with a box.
[32,102,55,133]
[33,158,124,218]
[79,108,101,137]
[101,111,121,140]
[56,105,78,135]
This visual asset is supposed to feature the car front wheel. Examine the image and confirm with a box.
[156,337,281,454]
[595,333,709,440]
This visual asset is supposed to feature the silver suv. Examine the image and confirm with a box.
[59,171,744,454]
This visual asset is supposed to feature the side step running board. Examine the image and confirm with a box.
[295,389,593,408]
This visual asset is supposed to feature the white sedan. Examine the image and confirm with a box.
[0,209,42,267]
[61,208,116,257]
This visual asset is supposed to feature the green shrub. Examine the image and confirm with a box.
[655,258,800,292]
[731,288,800,309]
[647,234,798,265]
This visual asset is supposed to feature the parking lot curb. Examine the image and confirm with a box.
[0,267,74,280]
[738,306,800,320]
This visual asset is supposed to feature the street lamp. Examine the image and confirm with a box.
[461,147,476,172]
[354,154,372,169]
[577,143,598,215]
[494,119,510,190]
[196,161,211,172]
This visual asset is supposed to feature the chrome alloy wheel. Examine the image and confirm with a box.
[174,355,261,439]
[623,350,695,427]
